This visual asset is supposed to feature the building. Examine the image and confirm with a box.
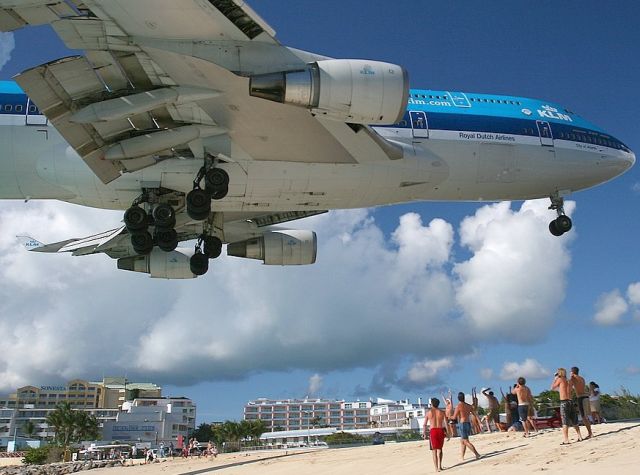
[0,406,120,442]
[0,378,192,446]
[101,397,196,445]
[370,399,427,430]
[244,398,372,431]
[0,377,162,411]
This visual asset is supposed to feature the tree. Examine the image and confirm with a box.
[23,420,37,439]
[46,402,99,447]
[310,416,322,428]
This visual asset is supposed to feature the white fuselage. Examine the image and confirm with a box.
[0,95,635,212]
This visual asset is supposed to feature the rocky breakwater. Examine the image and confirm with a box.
[1,460,124,475]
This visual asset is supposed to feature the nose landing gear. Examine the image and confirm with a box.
[548,195,572,236]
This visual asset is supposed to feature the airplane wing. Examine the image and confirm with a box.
[16,209,326,258]
[2,0,406,184]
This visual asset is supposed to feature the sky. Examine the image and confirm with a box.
[0,1,639,422]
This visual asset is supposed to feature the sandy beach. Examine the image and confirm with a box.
[2,421,638,475]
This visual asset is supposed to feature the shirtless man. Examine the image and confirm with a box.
[481,388,500,432]
[470,387,482,434]
[423,398,450,472]
[451,392,481,460]
[551,368,583,444]
[570,367,593,438]
[511,377,533,437]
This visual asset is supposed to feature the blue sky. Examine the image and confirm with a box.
[0,1,638,423]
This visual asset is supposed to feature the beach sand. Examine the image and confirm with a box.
[2,421,638,474]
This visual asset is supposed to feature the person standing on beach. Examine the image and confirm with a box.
[481,388,500,432]
[451,392,481,460]
[551,368,583,444]
[512,377,533,437]
[423,398,450,472]
[570,367,593,438]
[471,387,483,434]
[589,382,603,424]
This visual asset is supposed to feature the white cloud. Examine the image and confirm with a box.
[480,368,494,380]
[405,358,453,387]
[627,282,640,306]
[632,182,640,194]
[0,199,573,393]
[454,200,573,342]
[499,358,551,381]
[307,374,323,396]
[625,366,640,375]
[593,290,629,326]
[0,32,15,71]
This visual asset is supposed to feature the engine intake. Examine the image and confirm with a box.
[250,59,409,125]
[117,249,196,279]
[227,230,317,265]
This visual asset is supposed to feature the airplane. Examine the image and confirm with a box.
[0,1,635,279]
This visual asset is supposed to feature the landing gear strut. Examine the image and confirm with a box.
[189,235,223,276]
[186,165,229,221]
[548,194,572,236]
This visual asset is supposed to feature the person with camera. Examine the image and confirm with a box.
[551,368,583,444]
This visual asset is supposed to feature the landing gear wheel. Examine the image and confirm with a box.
[152,204,176,229]
[130,231,154,255]
[124,206,148,232]
[203,236,223,259]
[190,251,209,276]
[155,228,178,252]
[186,189,211,221]
[205,168,229,200]
[549,220,564,236]
[555,215,572,234]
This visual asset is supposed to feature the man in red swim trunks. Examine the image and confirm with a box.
[423,398,450,472]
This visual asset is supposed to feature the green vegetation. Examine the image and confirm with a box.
[600,387,640,420]
[45,402,100,447]
[22,446,49,465]
[324,432,368,445]
[191,419,266,450]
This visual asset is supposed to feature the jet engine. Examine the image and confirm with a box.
[249,59,409,125]
[117,248,196,279]
[227,230,317,265]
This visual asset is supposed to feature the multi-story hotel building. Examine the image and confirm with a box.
[244,398,372,431]
[0,377,194,445]
[0,377,162,411]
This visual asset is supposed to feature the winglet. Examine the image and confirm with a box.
[16,235,45,251]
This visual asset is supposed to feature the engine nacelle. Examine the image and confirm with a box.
[249,59,409,125]
[227,230,317,265]
[117,249,196,279]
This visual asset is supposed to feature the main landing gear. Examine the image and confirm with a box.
[186,166,229,221]
[122,164,229,276]
[548,194,572,237]
[123,201,178,255]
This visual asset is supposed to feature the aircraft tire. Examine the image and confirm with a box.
[186,189,211,221]
[555,215,572,234]
[131,231,154,254]
[549,220,564,236]
[152,204,176,229]
[155,228,178,252]
[205,168,229,200]
[124,206,148,232]
[190,251,209,276]
[203,236,223,259]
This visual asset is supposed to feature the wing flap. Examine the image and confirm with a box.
[0,1,78,31]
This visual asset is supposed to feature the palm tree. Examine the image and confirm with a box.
[46,402,76,446]
[23,420,37,439]
[46,402,99,446]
